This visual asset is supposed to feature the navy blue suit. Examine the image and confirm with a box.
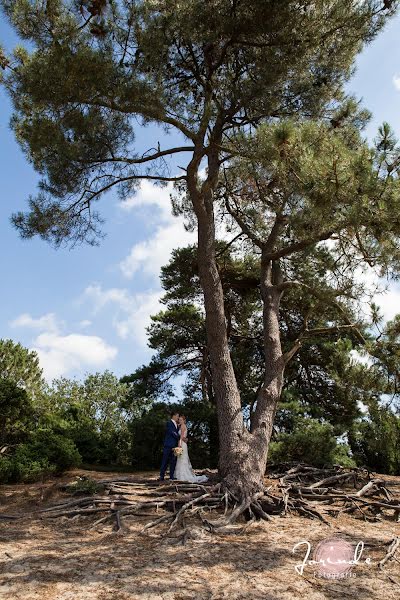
[160,420,180,480]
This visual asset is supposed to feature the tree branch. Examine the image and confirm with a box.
[215,232,245,258]
[224,194,263,248]
[67,173,187,214]
[78,98,197,141]
[76,146,195,166]
[265,230,336,260]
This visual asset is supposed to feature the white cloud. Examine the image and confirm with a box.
[84,285,131,314]
[10,312,61,334]
[114,292,162,342]
[356,400,369,415]
[349,349,373,367]
[393,74,400,91]
[120,220,196,279]
[119,179,173,222]
[119,180,196,280]
[373,285,400,322]
[355,263,400,323]
[118,179,236,280]
[82,284,162,345]
[32,332,117,380]
[10,312,117,381]
[79,320,92,328]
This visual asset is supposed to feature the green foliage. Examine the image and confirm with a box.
[0,339,43,399]
[0,0,395,244]
[16,429,81,471]
[65,476,104,496]
[281,338,370,435]
[0,366,146,483]
[223,119,400,280]
[0,429,81,483]
[0,378,33,444]
[268,418,356,469]
[0,455,13,482]
[332,443,358,468]
[348,405,400,475]
[45,371,136,465]
[7,455,55,483]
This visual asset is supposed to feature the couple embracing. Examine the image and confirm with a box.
[159,411,208,483]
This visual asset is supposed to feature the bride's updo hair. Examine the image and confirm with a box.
[180,414,187,422]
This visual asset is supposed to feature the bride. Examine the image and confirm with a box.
[174,415,208,483]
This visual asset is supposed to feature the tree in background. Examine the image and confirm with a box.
[203,116,400,489]
[0,339,43,400]
[0,358,148,482]
[345,311,400,475]
[0,342,82,482]
[1,1,399,506]
[0,378,33,446]
[45,371,138,465]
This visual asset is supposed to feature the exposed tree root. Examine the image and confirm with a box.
[16,464,397,539]
[378,536,400,569]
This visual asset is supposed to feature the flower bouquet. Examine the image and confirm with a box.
[173,447,183,457]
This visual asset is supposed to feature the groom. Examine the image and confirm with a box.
[159,411,185,481]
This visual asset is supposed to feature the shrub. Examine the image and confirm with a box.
[65,476,104,495]
[348,406,400,475]
[0,429,81,483]
[0,378,33,445]
[20,429,82,471]
[11,453,56,482]
[268,418,356,468]
[0,455,13,482]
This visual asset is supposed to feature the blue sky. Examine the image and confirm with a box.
[1,11,400,383]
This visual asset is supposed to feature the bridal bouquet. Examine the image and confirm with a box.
[173,447,183,457]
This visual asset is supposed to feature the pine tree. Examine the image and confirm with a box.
[1,1,399,505]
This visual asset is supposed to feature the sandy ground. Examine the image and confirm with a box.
[0,468,399,600]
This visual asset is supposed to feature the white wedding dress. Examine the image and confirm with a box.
[174,437,208,483]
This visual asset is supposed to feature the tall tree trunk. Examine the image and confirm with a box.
[188,140,286,501]
[204,351,219,468]
[222,256,286,499]
[249,257,286,489]
[187,140,250,491]
[195,203,246,481]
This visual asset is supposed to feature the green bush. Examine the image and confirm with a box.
[65,476,104,495]
[20,429,82,471]
[268,418,356,468]
[348,406,400,475]
[0,455,13,482]
[331,443,357,468]
[11,454,56,482]
[0,378,33,445]
[0,429,82,483]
